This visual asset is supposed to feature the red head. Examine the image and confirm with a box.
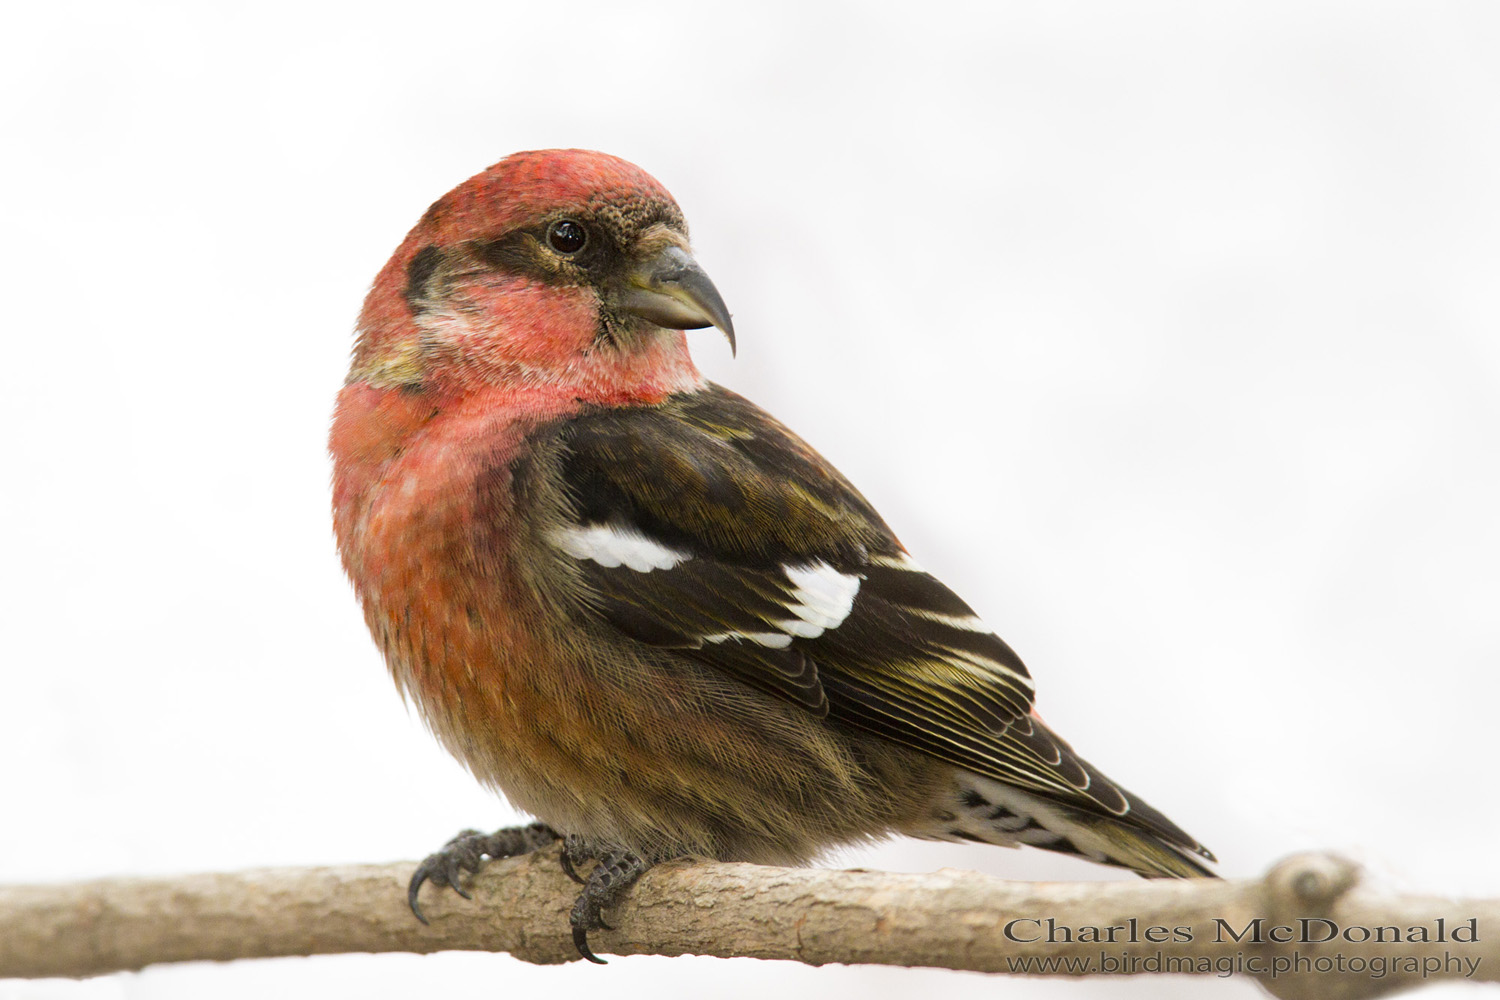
[348,149,733,404]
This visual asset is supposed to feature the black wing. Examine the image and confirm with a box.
[542,383,1182,836]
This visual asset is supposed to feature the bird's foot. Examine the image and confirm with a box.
[407,821,559,923]
[565,848,657,964]
[408,823,657,963]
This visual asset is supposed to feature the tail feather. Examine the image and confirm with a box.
[926,771,1217,879]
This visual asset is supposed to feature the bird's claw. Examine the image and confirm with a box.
[559,833,591,885]
[565,849,655,965]
[406,822,559,923]
[570,887,611,964]
[572,923,606,965]
[406,824,653,963]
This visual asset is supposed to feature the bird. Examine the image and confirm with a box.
[329,148,1215,963]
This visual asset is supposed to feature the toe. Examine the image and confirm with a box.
[572,924,607,964]
[407,871,431,924]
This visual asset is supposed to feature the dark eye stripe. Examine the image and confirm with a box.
[404,245,446,313]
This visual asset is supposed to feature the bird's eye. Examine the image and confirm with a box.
[546,220,588,254]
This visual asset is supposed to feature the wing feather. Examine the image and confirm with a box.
[539,384,1199,850]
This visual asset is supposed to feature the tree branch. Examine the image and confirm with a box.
[1,850,1492,997]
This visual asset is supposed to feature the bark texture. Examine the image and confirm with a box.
[0,850,1493,998]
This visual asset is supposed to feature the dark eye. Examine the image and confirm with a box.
[546,219,588,254]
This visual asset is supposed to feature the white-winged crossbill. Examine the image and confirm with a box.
[329,149,1215,962]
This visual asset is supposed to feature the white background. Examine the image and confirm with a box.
[3,3,1497,998]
